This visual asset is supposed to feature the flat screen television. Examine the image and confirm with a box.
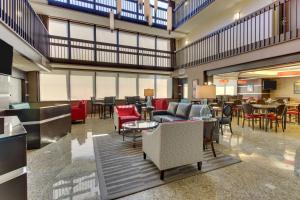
[263,80,277,90]
[0,39,13,75]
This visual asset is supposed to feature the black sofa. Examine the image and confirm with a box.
[152,102,208,122]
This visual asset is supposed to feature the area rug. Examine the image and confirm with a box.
[93,133,241,200]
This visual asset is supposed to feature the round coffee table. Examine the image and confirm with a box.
[122,120,159,148]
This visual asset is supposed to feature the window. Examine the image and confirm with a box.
[49,19,68,37]
[138,75,155,97]
[183,83,188,99]
[157,38,170,51]
[156,76,172,98]
[40,71,68,101]
[119,31,137,47]
[139,35,155,49]
[96,72,117,98]
[70,23,93,40]
[70,71,94,100]
[96,28,117,44]
[9,77,22,103]
[118,74,137,99]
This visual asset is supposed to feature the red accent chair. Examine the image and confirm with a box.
[287,104,300,124]
[152,99,169,111]
[114,105,141,134]
[71,100,88,123]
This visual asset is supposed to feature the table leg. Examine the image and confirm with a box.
[237,109,240,126]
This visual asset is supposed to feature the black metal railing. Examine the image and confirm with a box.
[176,0,300,69]
[0,0,49,56]
[49,35,173,70]
[174,0,215,28]
[48,0,168,29]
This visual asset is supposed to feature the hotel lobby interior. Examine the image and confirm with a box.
[1,0,300,199]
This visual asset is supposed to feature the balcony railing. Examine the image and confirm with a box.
[48,0,168,29]
[49,35,173,70]
[0,0,49,56]
[176,0,300,69]
[174,0,215,28]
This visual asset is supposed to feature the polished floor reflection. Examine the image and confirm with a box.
[27,117,300,200]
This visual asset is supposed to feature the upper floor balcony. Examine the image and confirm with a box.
[175,0,300,69]
[0,0,49,57]
[48,18,174,70]
[173,0,215,28]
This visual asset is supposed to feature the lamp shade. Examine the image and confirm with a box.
[196,85,216,99]
[144,89,154,97]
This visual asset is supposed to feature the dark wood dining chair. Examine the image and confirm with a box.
[287,104,300,125]
[218,105,233,135]
[241,103,263,130]
[203,120,217,157]
[264,104,287,132]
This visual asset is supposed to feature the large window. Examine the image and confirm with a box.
[119,74,137,99]
[70,71,94,100]
[40,71,68,101]
[96,72,117,98]
[156,76,172,98]
[49,19,68,37]
[138,75,155,97]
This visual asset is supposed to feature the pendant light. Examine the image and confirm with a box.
[148,7,153,26]
[154,0,158,11]
[109,10,114,32]
[167,6,172,33]
[144,0,150,18]
[116,0,122,15]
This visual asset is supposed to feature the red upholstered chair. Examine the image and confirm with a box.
[71,100,88,123]
[152,99,169,111]
[241,103,263,130]
[114,105,141,134]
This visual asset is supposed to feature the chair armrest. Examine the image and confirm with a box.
[152,110,169,116]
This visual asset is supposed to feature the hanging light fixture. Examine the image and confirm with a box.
[167,6,172,34]
[116,0,122,15]
[148,7,153,26]
[144,0,151,19]
[109,10,114,32]
[138,0,144,10]
[154,0,158,11]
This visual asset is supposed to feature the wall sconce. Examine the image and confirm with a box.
[234,12,240,20]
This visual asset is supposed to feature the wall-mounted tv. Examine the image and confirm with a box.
[0,39,13,75]
[263,80,277,90]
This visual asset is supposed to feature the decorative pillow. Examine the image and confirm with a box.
[167,102,178,115]
[176,103,192,118]
[189,104,203,118]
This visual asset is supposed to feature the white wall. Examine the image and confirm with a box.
[270,77,300,101]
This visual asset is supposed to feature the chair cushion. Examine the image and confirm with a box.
[175,103,192,118]
[153,115,185,123]
[167,102,178,115]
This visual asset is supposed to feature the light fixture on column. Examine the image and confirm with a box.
[154,0,158,11]
[116,0,122,15]
[148,7,153,26]
[109,10,114,32]
[167,6,172,34]
[144,0,150,19]
[138,0,144,10]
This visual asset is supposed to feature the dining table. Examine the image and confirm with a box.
[251,104,280,131]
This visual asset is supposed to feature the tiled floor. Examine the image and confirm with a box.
[27,117,300,200]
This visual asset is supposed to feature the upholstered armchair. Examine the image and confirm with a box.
[71,100,88,123]
[114,105,141,134]
[142,120,204,180]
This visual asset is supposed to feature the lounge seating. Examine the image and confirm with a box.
[152,102,206,122]
[71,100,88,123]
[114,105,141,134]
[143,120,204,180]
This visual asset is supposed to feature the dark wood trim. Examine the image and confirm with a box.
[49,58,174,71]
